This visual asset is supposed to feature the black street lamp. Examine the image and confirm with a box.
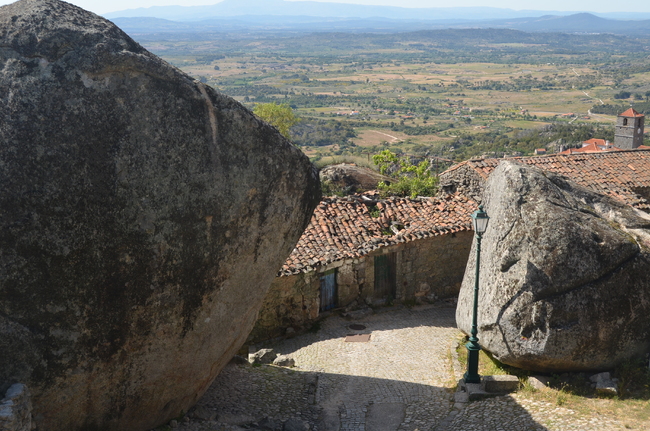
[464,204,489,384]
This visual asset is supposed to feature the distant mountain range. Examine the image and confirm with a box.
[476,13,650,35]
[110,12,650,36]
[104,0,650,22]
[110,16,480,34]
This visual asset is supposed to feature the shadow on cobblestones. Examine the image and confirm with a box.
[170,304,550,431]
[194,364,450,430]
[175,365,549,431]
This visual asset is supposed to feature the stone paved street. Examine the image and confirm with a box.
[171,304,629,431]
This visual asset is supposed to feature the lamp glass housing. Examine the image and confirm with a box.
[472,206,489,234]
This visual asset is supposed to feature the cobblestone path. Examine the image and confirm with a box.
[171,304,629,431]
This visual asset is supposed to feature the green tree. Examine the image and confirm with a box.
[253,103,299,139]
[372,150,438,198]
[372,149,400,175]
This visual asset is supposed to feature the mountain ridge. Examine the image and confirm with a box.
[103,0,650,22]
[110,12,650,36]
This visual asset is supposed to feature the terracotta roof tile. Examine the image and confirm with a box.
[441,149,650,209]
[279,193,477,276]
[620,108,644,118]
[558,139,621,154]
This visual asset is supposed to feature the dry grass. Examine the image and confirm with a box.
[352,129,408,147]
[456,338,650,429]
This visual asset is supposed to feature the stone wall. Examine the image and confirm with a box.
[337,259,368,306]
[249,231,473,343]
[399,231,474,301]
[247,272,320,342]
[438,164,486,203]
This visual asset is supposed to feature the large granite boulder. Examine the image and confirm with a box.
[0,1,320,430]
[457,161,650,372]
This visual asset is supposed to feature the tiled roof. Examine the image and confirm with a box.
[559,139,620,154]
[441,149,650,209]
[620,108,644,118]
[280,193,476,275]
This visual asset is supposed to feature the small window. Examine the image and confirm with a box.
[623,118,628,126]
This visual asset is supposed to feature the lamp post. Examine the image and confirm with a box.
[464,205,489,384]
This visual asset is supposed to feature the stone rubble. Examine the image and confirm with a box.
[590,372,619,395]
[528,376,550,390]
[249,349,278,365]
[273,355,296,368]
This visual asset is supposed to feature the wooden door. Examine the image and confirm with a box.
[319,270,337,311]
[374,253,397,300]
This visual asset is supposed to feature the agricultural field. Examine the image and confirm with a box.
[136,29,650,162]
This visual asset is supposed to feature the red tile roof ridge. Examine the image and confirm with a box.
[278,192,477,276]
[620,108,644,118]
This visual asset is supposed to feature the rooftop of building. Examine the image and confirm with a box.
[558,139,621,155]
[283,147,650,276]
[620,108,645,118]
[441,149,650,209]
[280,192,476,276]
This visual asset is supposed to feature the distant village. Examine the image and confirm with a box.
[250,107,649,342]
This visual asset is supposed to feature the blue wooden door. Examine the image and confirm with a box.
[320,270,337,311]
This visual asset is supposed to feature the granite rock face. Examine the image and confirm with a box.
[0,1,320,430]
[456,161,650,372]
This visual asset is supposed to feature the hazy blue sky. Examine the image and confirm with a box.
[0,0,647,15]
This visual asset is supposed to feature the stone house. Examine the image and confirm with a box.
[248,193,477,342]
[250,149,650,343]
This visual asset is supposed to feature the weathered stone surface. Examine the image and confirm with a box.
[258,417,283,430]
[528,376,549,390]
[272,355,295,367]
[590,372,619,395]
[190,406,217,422]
[0,1,320,431]
[0,384,32,431]
[438,162,486,203]
[283,418,310,431]
[457,161,650,372]
[342,307,373,320]
[248,348,277,365]
[319,163,392,195]
[229,355,250,366]
[482,375,519,393]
